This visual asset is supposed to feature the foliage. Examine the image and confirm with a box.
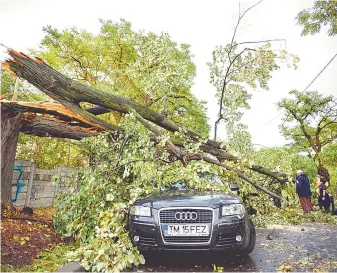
[1,69,16,98]
[291,154,318,183]
[2,19,212,170]
[251,146,318,182]
[252,147,293,173]
[16,134,86,169]
[296,0,337,36]
[243,146,337,226]
[278,90,337,166]
[321,142,337,195]
[247,146,337,228]
[208,41,299,148]
[254,208,337,228]
[213,264,224,272]
[36,19,210,136]
[53,114,232,272]
[12,19,211,170]
[0,69,47,101]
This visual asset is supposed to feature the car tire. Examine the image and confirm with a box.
[238,218,256,256]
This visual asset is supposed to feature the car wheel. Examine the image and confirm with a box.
[238,218,256,256]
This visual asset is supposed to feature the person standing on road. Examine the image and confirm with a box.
[296,170,312,213]
[316,176,331,213]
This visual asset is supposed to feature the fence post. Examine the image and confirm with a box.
[53,167,61,205]
[25,162,35,207]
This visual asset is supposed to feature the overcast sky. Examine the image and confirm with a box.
[1,0,336,147]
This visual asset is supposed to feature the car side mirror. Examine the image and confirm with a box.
[230,184,240,192]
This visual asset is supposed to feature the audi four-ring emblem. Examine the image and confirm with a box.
[175,211,198,220]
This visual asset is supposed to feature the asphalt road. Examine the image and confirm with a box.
[131,224,337,272]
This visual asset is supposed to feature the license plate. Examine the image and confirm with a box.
[163,224,210,236]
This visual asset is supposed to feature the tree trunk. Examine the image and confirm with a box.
[21,115,100,140]
[2,48,288,196]
[1,111,23,208]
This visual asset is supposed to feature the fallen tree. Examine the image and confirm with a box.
[1,99,107,207]
[0,48,288,208]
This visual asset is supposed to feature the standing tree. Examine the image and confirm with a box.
[208,0,299,152]
[278,90,337,181]
[296,0,337,36]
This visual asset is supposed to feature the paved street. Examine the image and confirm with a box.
[132,224,337,272]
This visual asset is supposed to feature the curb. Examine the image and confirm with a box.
[56,262,86,272]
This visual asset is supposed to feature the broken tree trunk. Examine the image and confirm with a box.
[1,100,118,139]
[2,49,286,200]
[21,114,101,140]
[0,100,113,206]
[3,49,286,181]
[2,51,229,153]
[1,110,23,208]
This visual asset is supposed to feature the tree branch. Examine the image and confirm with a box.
[4,49,222,149]
[237,39,286,45]
[2,48,288,187]
[188,154,282,200]
[132,110,188,166]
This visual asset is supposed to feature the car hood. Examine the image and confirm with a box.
[133,190,240,209]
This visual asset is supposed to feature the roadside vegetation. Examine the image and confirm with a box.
[1,0,336,272]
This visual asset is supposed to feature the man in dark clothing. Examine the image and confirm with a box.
[296,170,312,213]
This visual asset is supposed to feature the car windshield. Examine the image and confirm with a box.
[169,174,223,191]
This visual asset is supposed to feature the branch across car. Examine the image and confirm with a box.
[129,177,256,255]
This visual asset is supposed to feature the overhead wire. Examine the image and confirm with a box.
[263,51,337,127]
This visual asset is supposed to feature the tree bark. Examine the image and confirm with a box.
[2,49,288,187]
[4,50,222,148]
[21,114,100,140]
[1,101,108,140]
[0,103,104,209]
[250,165,288,184]
[1,111,23,208]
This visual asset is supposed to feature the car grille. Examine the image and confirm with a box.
[159,208,213,244]
[159,208,213,224]
[164,236,210,243]
[164,244,210,250]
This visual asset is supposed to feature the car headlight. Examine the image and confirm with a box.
[222,204,245,217]
[130,206,151,217]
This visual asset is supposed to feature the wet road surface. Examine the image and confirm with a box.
[131,224,337,272]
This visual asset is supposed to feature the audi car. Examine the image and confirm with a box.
[129,176,256,255]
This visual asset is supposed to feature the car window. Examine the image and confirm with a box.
[169,181,189,191]
[200,174,224,186]
[168,174,224,191]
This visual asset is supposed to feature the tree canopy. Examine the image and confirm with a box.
[1,20,211,169]
[278,90,337,180]
[296,0,337,36]
[36,20,210,136]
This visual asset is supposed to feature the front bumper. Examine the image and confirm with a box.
[129,207,249,251]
